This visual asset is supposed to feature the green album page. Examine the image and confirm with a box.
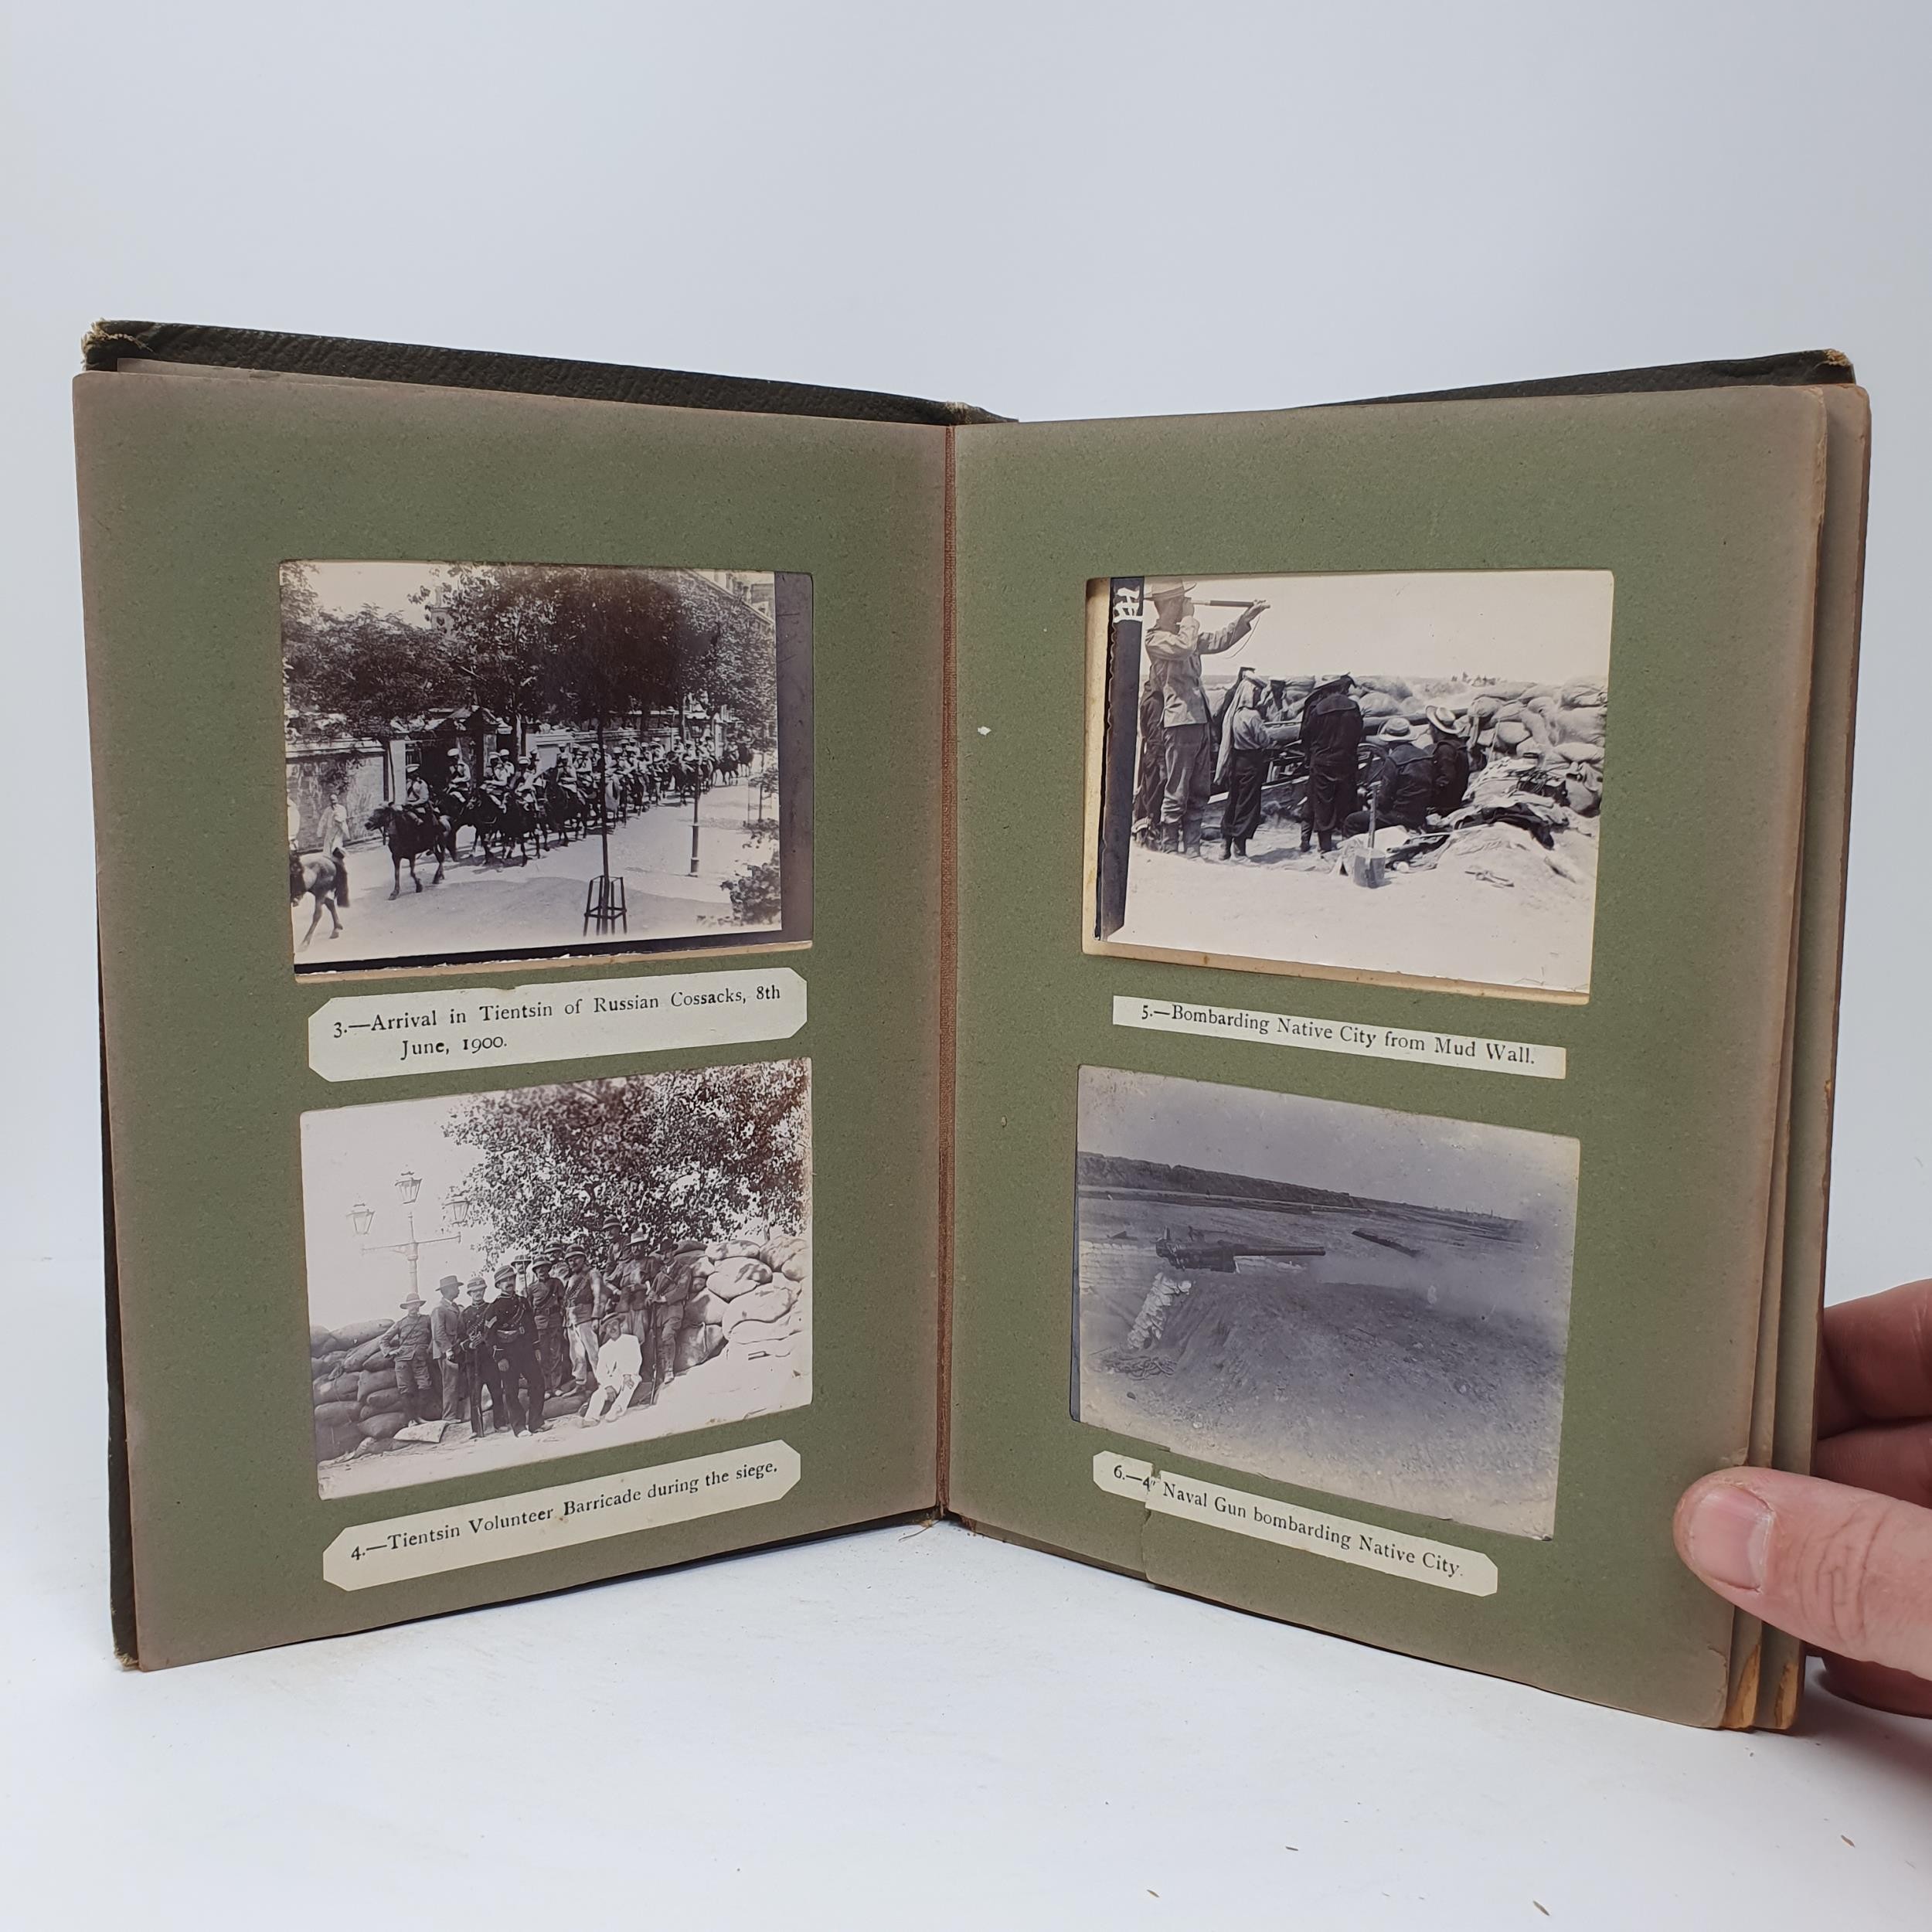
[946,385,1828,1723]
[80,366,946,1667]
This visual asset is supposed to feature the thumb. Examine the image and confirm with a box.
[1675,1468,1932,1685]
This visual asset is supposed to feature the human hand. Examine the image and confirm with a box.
[1674,1277,1932,1715]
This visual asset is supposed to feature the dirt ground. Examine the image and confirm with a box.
[1076,1199,1570,1538]
[1111,815,1599,995]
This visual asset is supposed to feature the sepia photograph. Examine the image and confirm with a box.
[285,560,809,972]
[301,1060,811,1499]
[1090,570,1613,997]
[1073,1066,1578,1538]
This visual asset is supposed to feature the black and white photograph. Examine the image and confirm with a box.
[1092,570,1613,996]
[1073,1066,1578,1538]
[301,1060,811,1500]
[285,560,808,971]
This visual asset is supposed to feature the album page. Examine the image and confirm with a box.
[79,362,947,1666]
[944,382,1838,1723]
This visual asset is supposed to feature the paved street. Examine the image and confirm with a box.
[294,773,779,966]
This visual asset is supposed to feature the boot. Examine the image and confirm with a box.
[1233,839,1247,859]
[1219,838,1233,860]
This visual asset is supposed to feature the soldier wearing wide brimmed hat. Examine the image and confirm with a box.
[1423,703,1475,816]
[562,1243,600,1393]
[429,1273,468,1434]
[382,1289,438,1427]
[458,1273,505,1435]
[1298,672,1366,854]
[614,1226,662,1397]
[1348,711,1438,836]
[1140,577,1269,856]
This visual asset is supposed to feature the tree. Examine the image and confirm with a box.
[447,1063,810,1264]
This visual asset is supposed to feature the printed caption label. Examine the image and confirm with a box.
[324,1440,801,1590]
[1113,995,1563,1080]
[310,966,805,1083]
[1094,1451,1498,1597]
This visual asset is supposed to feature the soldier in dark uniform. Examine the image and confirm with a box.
[381,1291,438,1426]
[463,1274,509,1434]
[1423,704,1475,816]
[1346,717,1437,835]
[526,1253,568,1396]
[1299,673,1366,854]
[485,1267,548,1435]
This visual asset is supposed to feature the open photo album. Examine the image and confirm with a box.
[76,325,1866,1726]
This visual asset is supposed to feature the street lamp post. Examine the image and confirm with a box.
[349,1168,464,1301]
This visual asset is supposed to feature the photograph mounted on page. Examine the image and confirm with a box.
[1087,570,1613,998]
[301,1060,812,1500]
[1072,1066,1579,1539]
[284,561,810,973]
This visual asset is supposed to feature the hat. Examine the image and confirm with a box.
[1424,703,1467,734]
[566,1247,588,1266]
[436,1274,461,1294]
[628,1227,649,1247]
[1378,716,1414,740]
[1308,673,1354,699]
[493,1263,517,1285]
[1143,576,1195,603]
[401,1292,423,1308]
[466,1274,488,1293]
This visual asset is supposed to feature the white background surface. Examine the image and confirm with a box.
[4,2,1930,1923]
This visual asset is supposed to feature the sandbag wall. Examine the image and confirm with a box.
[309,1318,410,1462]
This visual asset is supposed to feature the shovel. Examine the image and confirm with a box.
[1347,794,1388,888]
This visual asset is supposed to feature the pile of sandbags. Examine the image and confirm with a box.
[678,1229,811,1372]
[309,1317,406,1462]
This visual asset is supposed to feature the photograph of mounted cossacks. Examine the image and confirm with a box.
[284,560,804,972]
[300,1060,811,1501]
[1073,1066,1579,1539]
[1090,570,1614,997]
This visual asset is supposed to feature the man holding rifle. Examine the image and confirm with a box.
[1141,577,1268,857]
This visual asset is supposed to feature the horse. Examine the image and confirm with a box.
[289,848,346,948]
[367,802,453,896]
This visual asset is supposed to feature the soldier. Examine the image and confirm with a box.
[562,1244,600,1393]
[381,1291,438,1427]
[484,1267,547,1436]
[463,1274,509,1435]
[526,1252,569,1396]
[1141,577,1267,855]
[1299,672,1366,855]
[614,1227,660,1399]
[429,1273,466,1430]
[648,1240,709,1400]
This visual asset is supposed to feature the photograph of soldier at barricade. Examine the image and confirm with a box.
[299,1060,811,1501]
[1072,1066,1580,1539]
[1090,570,1614,996]
[284,560,808,973]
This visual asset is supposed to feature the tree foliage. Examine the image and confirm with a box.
[447,1062,809,1264]
[282,563,777,746]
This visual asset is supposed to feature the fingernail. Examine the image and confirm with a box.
[1684,1485,1772,1591]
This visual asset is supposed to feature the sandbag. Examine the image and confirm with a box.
[359,1388,406,1419]
[1553,705,1605,744]
[358,1413,408,1441]
[1562,680,1608,709]
[1492,720,1532,750]
[309,1326,338,1355]
[721,1282,798,1333]
[1552,740,1604,765]
[315,1376,359,1406]
[342,1338,387,1372]
[313,1399,359,1427]
[1357,690,1401,717]
[334,1318,394,1350]
[707,1257,774,1303]
[356,1367,397,1403]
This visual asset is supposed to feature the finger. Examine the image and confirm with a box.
[1674,1468,1932,1680]
[1815,1420,1932,1509]
[1816,1653,1932,1718]
[1817,1277,1932,1436]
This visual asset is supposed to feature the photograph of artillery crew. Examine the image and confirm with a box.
[1091,570,1614,996]
[299,1060,811,1501]
[284,560,808,973]
[1072,1066,1580,1539]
